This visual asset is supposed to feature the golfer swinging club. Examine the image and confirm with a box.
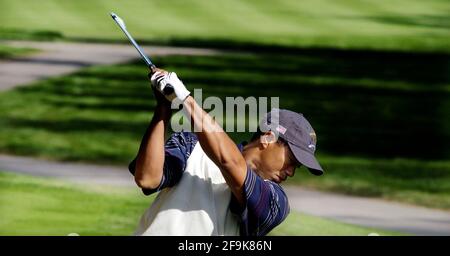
[129,68,323,236]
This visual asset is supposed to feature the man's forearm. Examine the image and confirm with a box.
[134,105,172,189]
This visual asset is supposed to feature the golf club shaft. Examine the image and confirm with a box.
[111,13,173,94]
[112,16,155,72]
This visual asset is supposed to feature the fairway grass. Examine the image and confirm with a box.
[0,0,449,53]
[269,212,403,236]
[0,44,36,59]
[0,171,149,236]
[0,171,404,236]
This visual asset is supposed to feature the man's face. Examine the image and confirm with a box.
[257,135,301,183]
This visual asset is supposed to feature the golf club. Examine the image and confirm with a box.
[110,12,173,95]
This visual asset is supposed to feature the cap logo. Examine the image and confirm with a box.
[276,125,287,135]
[309,132,317,144]
[308,144,316,150]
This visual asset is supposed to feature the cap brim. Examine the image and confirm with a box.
[288,142,324,176]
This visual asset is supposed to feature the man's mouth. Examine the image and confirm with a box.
[277,175,287,182]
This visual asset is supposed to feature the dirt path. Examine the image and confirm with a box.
[2,154,450,236]
[0,40,223,91]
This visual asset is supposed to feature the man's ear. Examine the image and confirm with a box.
[260,131,277,148]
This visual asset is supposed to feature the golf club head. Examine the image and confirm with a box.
[110,12,126,29]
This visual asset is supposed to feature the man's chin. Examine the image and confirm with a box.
[273,176,282,183]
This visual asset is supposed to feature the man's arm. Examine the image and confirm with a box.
[183,96,248,205]
[133,101,172,190]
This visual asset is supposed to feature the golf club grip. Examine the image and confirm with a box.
[149,65,174,96]
[163,85,175,95]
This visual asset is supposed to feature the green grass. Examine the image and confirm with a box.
[0,0,449,53]
[0,44,36,59]
[0,28,63,41]
[0,171,404,236]
[0,52,448,209]
[269,212,403,236]
[0,171,150,235]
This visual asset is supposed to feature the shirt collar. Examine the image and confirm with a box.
[237,141,248,153]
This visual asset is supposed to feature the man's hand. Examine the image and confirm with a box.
[151,85,170,107]
[150,69,190,102]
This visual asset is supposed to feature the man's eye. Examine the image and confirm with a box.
[289,156,296,166]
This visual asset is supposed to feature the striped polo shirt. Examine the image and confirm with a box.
[128,132,290,236]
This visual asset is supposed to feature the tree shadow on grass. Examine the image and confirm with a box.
[44,98,154,113]
[3,117,148,135]
[156,51,449,159]
[347,14,450,30]
[11,58,92,67]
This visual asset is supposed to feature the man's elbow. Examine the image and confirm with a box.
[134,169,161,190]
[135,176,160,190]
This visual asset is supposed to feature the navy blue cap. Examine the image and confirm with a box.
[259,108,323,176]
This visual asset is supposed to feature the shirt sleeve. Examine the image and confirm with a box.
[233,168,290,236]
[128,131,198,195]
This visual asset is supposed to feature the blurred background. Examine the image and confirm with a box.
[0,0,449,235]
